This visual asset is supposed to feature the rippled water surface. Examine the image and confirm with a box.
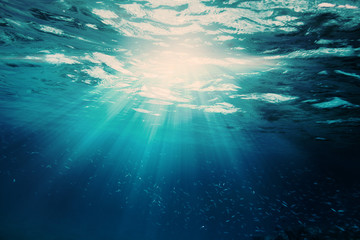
[1,0,360,239]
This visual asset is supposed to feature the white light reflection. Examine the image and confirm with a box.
[88,1,275,126]
[96,38,272,123]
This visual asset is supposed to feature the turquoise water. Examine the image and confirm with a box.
[1,0,360,239]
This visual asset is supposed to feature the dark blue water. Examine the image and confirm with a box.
[1,0,360,239]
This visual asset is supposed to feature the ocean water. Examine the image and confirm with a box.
[1,0,360,239]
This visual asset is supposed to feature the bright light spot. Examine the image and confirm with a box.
[39,25,64,35]
[230,93,298,103]
[318,3,336,8]
[92,9,118,19]
[337,4,358,9]
[138,85,190,103]
[93,52,132,75]
[88,37,273,117]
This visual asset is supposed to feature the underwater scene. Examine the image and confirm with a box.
[1,0,360,239]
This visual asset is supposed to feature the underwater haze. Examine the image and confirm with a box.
[1,0,360,239]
